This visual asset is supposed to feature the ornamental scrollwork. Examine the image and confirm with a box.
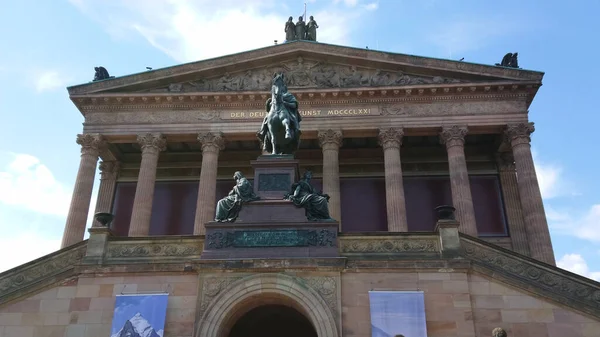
[439,125,468,148]
[137,133,167,153]
[462,239,600,316]
[340,238,438,254]
[197,132,226,153]
[76,133,106,156]
[0,244,86,302]
[317,130,343,149]
[106,243,201,258]
[505,122,535,146]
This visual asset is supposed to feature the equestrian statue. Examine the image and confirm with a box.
[257,73,302,155]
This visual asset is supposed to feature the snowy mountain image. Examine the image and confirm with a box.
[111,313,163,337]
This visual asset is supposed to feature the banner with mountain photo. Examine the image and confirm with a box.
[110,293,168,337]
[368,291,428,337]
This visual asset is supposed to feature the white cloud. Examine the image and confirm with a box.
[557,253,600,281]
[549,204,600,243]
[69,0,377,63]
[34,70,73,92]
[364,2,379,11]
[531,150,573,200]
[0,152,98,272]
[0,153,72,216]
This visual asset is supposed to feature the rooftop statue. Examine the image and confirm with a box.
[285,170,335,222]
[295,16,306,40]
[495,52,519,68]
[93,66,112,81]
[306,16,319,41]
[284,16,296,42]
[215,171,259,222]
[257,73,302,155]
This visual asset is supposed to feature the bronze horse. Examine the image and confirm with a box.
[258,73,301,155]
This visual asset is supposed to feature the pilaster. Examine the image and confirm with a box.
[378,127,408,232]
[61,133,106,248]
[496,152,530,256]
[318,129,343,228]
[194,132,225,235]
[128,133,166,236]
[505,122,555,265]
[439,125,478,236]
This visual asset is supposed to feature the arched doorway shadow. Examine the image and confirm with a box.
[228,304,317,337]
[197,273,339,337]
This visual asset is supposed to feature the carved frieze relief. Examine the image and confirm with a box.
[141,59,466,93]
[462,239,600,317]
[381,99,528,117]
[105,241,202,259]
[340,237,439,254]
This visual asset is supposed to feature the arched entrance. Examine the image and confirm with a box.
[197,273,339,337]
[228,304,317,337]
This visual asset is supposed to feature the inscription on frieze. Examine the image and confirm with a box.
[257,173,290,191]
[205,229,337,249]
[223,107,379,120]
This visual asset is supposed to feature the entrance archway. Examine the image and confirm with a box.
[228,304,317,337]
[197,273,339,337]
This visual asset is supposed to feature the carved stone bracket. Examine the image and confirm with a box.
[137,133,167,154]
[462,236,600,318]
[505,122,535,146]
[318,130,343,149]
[0,243,87,305]
[197,132,225,154]
[440,125,468,148]
[378,127,404,150]
[76,133,106,156]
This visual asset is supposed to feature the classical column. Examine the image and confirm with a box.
[318,130,343,227]
[128,133,166,237]
[61,134,106,248]
[92,161,120,227]
[378,128,408,232]
[439,126,478,236]
[505,123,555,265]
[194,132,225,235]
[496,152,530,256]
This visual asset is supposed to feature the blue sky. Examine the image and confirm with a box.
[370,291,427,337]
[0,0,598,279]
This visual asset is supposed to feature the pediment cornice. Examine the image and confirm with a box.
[67,41,544,97]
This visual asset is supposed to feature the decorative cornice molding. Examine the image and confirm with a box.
[378,127,404,150]
[137,133,167,154]
[0,242,86,305]
[197,132,225,154]
[318,129,343,149]
[462,236,600,319]
[440,125,468,148]
[76,133,106,156]
[505,122,535,146]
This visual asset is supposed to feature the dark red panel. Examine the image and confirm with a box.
[404,177,453,231]
[470,175,508,236]
[340,177,387,232]
[149,181,198,235]
[111,182,136,236]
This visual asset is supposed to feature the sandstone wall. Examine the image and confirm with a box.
[341,271,600,337]
[0,274,197,337]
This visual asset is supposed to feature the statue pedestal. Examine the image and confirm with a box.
[202,221,339,259]
[251,154,299,200]
[201,154,340,260]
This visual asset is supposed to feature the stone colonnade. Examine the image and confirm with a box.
[59,123,554,264]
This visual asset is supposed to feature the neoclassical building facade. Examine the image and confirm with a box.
[1,42,599,337]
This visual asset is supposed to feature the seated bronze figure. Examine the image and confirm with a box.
[285,170,335,222]
[215,171,259,222]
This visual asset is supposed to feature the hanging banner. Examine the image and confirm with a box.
[368,291,428,337]
[110,293,168,337]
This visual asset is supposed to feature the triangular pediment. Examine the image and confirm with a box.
[67,41,543,96]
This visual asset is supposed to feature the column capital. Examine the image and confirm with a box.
[505,122,535,146]
[440,125,468,148]
[99,161,120,179]
[137,133,167,154]
[318,129,343,149]
[495,152,516,172]
[198,132,225,154]
[378,127,404,150]
[76,133,106,156]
